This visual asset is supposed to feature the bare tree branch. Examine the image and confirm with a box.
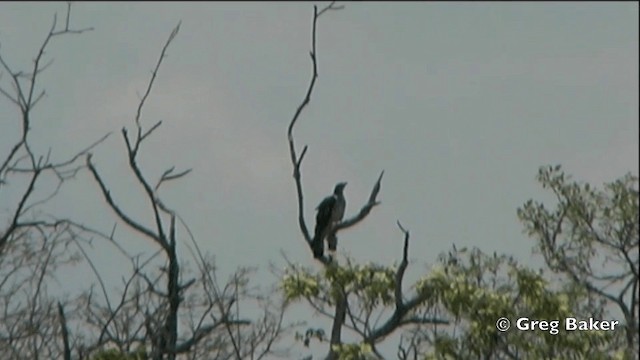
[395,221,410,309]
[86,154,161,244]
[155,166,193,191]
[1,2,99,258]
[57,302,71,360]
[287,2,344,248]
[134,24,180,129]
[364,224,448,345]
[331,170,384,234]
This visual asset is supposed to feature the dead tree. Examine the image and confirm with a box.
[284,4,454,359]
[285,3,381,358]
[0,4,101,359]
[286,3,383,267]
[83,21,290,360]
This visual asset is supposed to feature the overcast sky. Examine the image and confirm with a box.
[1,2,638,357]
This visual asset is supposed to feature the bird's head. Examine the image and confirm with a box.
[334,182,347,194]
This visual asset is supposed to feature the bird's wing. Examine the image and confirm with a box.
[316,194,336,211]
[315,195,336,235]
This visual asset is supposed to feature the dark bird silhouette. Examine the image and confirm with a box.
[312,182,347,259]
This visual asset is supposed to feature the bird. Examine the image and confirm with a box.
[311,182,347,259]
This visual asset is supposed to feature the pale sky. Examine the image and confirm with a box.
[1,2,638,358]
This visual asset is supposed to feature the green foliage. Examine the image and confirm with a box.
[413,245,620,358]
[283,165,637,359]
[91,348,147,360]
[518,165,638,276]
[331,342,374,360]
[282,267,322,300]
[281,259,435,356]
[326,261,396,308]
[517,165,638,357]
[282,261,396,308]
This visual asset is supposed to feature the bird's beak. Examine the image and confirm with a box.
[340,182,348,187]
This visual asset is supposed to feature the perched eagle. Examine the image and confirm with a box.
[311,182,347,259]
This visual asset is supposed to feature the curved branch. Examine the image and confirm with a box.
[86,154,160,244]
[395,221,409,309]
[364,223,448,345]
[287,2,343,247]
[333,170,384,234]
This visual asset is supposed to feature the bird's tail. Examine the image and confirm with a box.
[327,234,338,251]
[311,235,324,259]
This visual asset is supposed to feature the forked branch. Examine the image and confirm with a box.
[285,2,381,262]
[365,223,448,345]
[331,170,384,234]
[287,2,344,247]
